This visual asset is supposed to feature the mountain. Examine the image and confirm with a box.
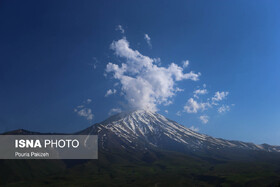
[2,110,280,186]
[77,110,280,155]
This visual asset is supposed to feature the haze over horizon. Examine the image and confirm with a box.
[0,0,279,145]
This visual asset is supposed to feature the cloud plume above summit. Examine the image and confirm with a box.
[106,38,200,111]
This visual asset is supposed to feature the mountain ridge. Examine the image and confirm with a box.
[3,110,280,154]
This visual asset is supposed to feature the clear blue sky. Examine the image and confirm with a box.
[0,0,279,145]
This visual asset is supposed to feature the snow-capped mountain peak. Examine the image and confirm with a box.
[80,110,280,153]
[102,110,205,143]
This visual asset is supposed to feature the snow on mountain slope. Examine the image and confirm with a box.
[79,110,280,153]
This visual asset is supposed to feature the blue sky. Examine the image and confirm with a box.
[0,0,279,144]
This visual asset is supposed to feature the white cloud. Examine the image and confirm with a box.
[86,99,92,104]
[175,87,184,92]
[91,57,99,70]
[154,57,161,64]
[74,108,93,121]
[76,105,84,109]
[212,91,229,102]
[184,88,230,116]
[164,110,168,114]
[199,115,209,124]
[176,111,181,116]
[116,25,125,34]
[163,100,173,106]
[106,38,200,111]
[144,34,152,48]
[193,89,208,98]
[105,89,117,97]
[189,126,199,132]
[74,100,94,121]
[218,105,230,113]
[109,108,122,115]
[182,60,189,68]
[184,98,210,113]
